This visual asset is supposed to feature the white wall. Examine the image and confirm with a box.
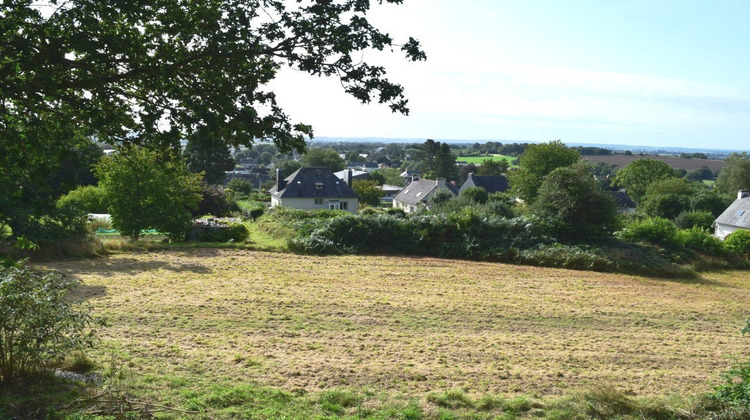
[715,223,744,240]
[272,196,358,214]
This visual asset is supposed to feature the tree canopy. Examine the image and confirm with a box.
[614,159,676,204]
[531,163,619,241]
[1,0,423,241]
[2,0,424,152]
[301,148,346,172]
[715,153,750,196]
[184,129,236,185]
[510,140,580,203]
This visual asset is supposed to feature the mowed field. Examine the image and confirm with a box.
[45,250,750,405]
[582,155,726,172]
[456,154,517,167]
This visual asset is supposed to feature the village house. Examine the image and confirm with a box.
[714,190,750,240]
[458,172,509,195]
[269,167,359,213]
[392,178,458,213]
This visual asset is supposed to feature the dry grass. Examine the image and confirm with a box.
[44,250,750,402]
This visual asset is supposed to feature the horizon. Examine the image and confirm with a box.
[270,1,750,151]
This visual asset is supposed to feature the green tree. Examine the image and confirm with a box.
[184,129,235,185]
[614,159,676,203]
[531,163,618,240]
[275,160,303,176]
[352,180,384,207]
[477,159,509,176]
[435,143,458,180]
[1,0,424,242]
[301,148,346,172]
[96,147,202,240]
[369,168,404,187]
[716,153,750,195]
[510,140,580,203]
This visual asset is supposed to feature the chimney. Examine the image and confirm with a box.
[739,190,749,200]
[436,178,446,189]
[345,169,353,186]
[276,169,286,191]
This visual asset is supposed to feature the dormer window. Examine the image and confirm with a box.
[315,182,323,190]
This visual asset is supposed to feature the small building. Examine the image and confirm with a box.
[392,178,458,213]
[379,184,404,204]
[714,190,750,240]
[459,173,509,195]
[269,167,359,213]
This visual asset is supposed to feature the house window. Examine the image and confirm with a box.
[315,182,323,190]
[341,201,348,210]
[314,198,324,205]
[329,200,340,210]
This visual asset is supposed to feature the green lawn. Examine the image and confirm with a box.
[456,154,517,167]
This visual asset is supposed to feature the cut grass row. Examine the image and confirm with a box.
[35,249,750,418]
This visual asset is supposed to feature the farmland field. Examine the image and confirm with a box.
[456,154,517,166]
[43,250,750,417]
[582,155,726,172]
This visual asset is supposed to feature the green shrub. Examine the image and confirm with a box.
[617,217,677,246]
[675,228,723,255]
[460,186,489,204]
[226,178,255,196]
[517,244,613,271]
[674,210,715,230]
[0,266,104,383]
[724,230,750,258]
[56,185,108,214]
[713,360,750,408]
[195,223,249,243]
[385,207,406,217]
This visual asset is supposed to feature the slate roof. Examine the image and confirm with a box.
[714,197,750,228]
[459,173,508,194]
[608,191,637,209]
[393,179,458,206]
[269,167,359,199]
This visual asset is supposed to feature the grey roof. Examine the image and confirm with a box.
[715,197,750,228]
[393,179,458,206]
[459,173,509,194]
[269,167,359,199]
[608,191,637,209]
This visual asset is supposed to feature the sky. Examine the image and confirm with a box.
[270,0,750,150]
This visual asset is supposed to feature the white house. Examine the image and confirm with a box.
[269,167,359,213]
[714,190,750,240]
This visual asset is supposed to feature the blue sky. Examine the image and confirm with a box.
[271,0,750,150]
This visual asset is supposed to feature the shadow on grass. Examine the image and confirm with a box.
[0,374,88,420]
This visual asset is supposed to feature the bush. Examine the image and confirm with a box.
[724,230,750,258]
[460,186,489,204]
[56,185,108,214]
[674,210,715,230]
[0,266,104,383]
[618,217,677,246]
[195,223,249,243]
[675,228,724,255]
[195,183,234,217]
[226,178,255,196]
